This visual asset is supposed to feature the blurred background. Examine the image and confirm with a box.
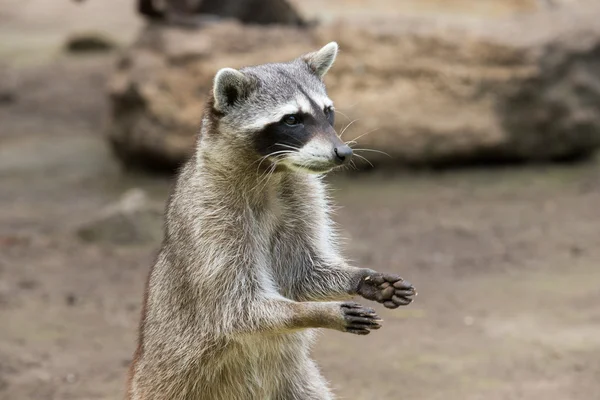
[1,0,600,399]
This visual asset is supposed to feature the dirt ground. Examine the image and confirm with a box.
[2,1,600,400]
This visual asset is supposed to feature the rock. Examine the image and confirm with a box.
[65,32,117,53]
[76,189,163,245]
[106,2,600,171]
[107,22,316,171]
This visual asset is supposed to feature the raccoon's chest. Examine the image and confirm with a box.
[255,183,320,297]
[266,217,317,297]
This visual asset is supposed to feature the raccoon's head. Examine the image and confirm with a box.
[207,42,351,174]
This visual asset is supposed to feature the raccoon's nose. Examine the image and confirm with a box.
[334,145,353,165]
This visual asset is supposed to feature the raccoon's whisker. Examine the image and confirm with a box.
[261,162,278,191]
[346,128,380,144]
[254,169,271,193]
[299,158,315,174]
[252,173,267,193]
[254,155,282,192]
[267,150,295,157]
[343,158,359,172]
[270,153,289,164]
[253,153,273,168]
[353,148,392,158]
[339,119,360,138]
[281,133,305,147]
[254,150,293,175]
[274,143,301,151]
[254,153,275,170]
[337,163,349,173]
[264,154,287,187]
[353,153,375,168]
[256,157,269,175]
[343,100,363,109]
[334,109,351,122]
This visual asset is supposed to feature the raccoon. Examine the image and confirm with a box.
[127,42,416,400]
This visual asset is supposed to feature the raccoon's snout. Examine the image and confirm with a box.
[333,145,353,165]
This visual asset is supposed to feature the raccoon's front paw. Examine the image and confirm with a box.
[339,302,382,335]
[357,273,416,309]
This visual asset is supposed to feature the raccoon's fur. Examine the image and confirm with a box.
[126,42,416,400]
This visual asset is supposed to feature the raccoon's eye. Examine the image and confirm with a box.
[324,106,335,125]
[282,114,301,126]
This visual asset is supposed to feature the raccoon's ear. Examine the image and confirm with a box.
[213,68,255,112]
[302,42,339,79]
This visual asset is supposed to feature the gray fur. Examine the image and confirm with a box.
[127,43,416,400]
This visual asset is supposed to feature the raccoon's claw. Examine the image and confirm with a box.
[340,302,382,335]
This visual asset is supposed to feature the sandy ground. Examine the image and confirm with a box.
[2,1,600,399]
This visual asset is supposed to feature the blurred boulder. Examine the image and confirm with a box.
[107,22,316,170]
[76,189,163,245]
[107,3,600,171]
